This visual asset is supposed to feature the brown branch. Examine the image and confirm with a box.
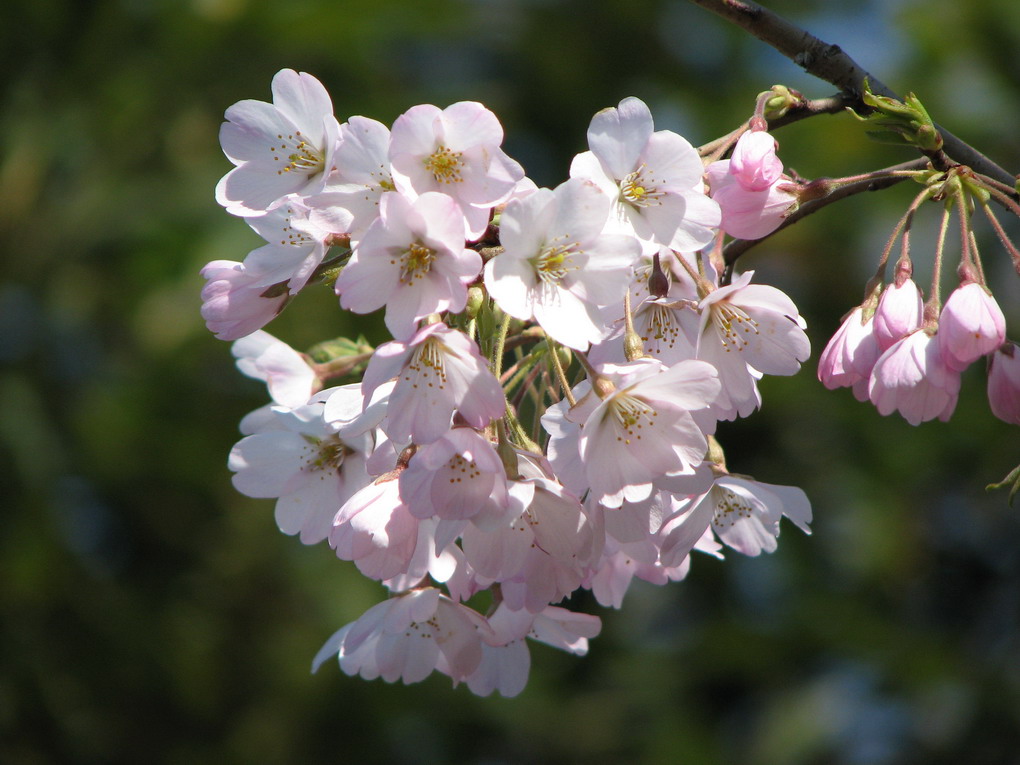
[721,159,928,278]
[688,0,1017,198]
[767,93,855,131]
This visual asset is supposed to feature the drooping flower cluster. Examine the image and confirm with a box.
[205,71,815,697]
[818,166,1017,427]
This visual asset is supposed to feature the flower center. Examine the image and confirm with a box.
[272,130,325,177]
[405,336,449,390]
[424,145,464,184]
[607,393,658,445]
[531,237,582,285]
[712,488,754,528]
[301,434,352,473]
[445,453,481,484]
[399,242,436,283]
[709,302,759,353]
[620,166,664,207]
[277,205,316,246]
[641,303,682,353]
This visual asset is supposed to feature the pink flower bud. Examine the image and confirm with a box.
[872,279,923,352]
[818,306,881,393]
[937,282,1006,371]
[988,342,1020,425]
[200,260,288,341]
[729,131,783,191]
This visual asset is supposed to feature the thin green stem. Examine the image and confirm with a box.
[547,340,576,407]
[925,204,952,324]
[492,312,512,380]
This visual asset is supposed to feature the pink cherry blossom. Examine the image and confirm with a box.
[361,323,505,446]
[988,342,1020,425]
[216,69,340,216]
[575,359,721,507]
[243,194,346,292]
[705,129,797,240]
[570,96,721,253]
[389,101,525,239]
[330,476,420,580]
[334,190,479,341]
[696,271,810,419]
[231,330,317,408]
[937,282,1007,371]
[228,394,373,545]
[484,178,640,350]
[398,428,510,521]
[706,167,798,240]
[312,588,491,686]
[705,475,812,556]
[868,329,961,425]
[310,116,395,239]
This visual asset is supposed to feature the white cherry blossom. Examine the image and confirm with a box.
[484,178,640,350]
[570,96,720,253]
[216,69,340,216]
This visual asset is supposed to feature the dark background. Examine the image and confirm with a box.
[3,0,1019,762]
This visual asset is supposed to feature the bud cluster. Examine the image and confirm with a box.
[818,163,1019,427]
[203,70,817,696]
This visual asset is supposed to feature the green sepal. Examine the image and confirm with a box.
[306,335,372,364]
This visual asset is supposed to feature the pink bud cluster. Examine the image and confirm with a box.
[819,275,1013,426]
[205,71,814,696]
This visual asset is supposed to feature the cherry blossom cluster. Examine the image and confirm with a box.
[203,70,814,697]
[818,166,1020,427]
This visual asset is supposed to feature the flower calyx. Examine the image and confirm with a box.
[850,80,944,155]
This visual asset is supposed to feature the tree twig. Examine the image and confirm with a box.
[721,159,928,276]
[688,0,1017,198]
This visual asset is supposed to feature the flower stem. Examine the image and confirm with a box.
[924,203,952,324]
[547,339,576,406]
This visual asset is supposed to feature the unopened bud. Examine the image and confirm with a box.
[915,124,943,153]
[762,84,800,121]
[648,253,669,298]
[464,286,486,319]
[624,330,645,362]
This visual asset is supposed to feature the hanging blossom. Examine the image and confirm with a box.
[817,305,882,402]
[228,389,373,545]
[937,280,1006,372]
[868,329,961,425]
[200,259,290,341]
[988,342,1020,425]
[661,474,812,563]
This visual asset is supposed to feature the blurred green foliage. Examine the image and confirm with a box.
[2,0,1019,763]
